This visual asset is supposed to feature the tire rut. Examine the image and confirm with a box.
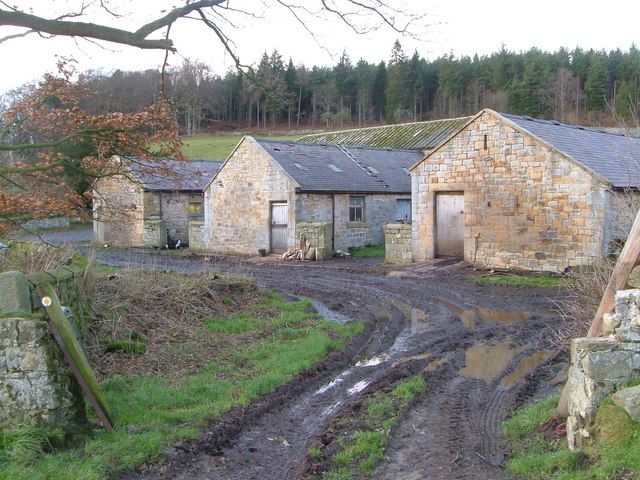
[94,250,567,480]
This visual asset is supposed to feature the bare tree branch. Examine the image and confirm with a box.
[0,1,230,50]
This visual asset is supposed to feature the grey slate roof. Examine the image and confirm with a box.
[126,158,223,192]
[255,139,423,193]
[298,117,471,150]
[501,113,640,188]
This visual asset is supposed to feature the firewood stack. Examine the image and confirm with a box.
[281,234,312,261]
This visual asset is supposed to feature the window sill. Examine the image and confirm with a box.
[347,221,367,228]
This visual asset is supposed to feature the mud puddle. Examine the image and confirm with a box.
[460,340,558,386]
[97,249,567,480]
[439,299,532,329]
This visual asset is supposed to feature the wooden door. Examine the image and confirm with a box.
[270,202,288,254]
[435,192,464,257]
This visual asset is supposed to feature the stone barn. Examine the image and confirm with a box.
[93,157,222,247]
[411,109,640,272]
[201,136,423,255]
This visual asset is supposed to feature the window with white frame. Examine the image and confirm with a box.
[349,196,365,222]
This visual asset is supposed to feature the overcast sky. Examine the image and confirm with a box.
[0,0,639,95]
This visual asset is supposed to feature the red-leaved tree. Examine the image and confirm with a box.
[0,61,182,232]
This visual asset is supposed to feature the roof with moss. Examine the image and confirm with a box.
[297,117,471,150]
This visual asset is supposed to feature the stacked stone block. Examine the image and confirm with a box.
[385,223,412,263]
[188,219,206,251]
[143,218,167,248]
[566,289,640,450]
[0,266,87,430]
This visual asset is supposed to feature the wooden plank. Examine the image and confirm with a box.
[37,284,114,431]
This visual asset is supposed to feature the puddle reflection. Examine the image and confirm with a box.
[391,301,429,332]
[459,341,526,381]
[502,350,557,386]
[439,299,531,329]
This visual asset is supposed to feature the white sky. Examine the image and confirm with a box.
[0,0,639,95]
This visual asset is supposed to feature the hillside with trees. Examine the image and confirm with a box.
[3,43,640,136]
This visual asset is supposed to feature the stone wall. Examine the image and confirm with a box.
[93,174,145,246]
[188,219,206,251]
[204,137,297,254]
[144,191,198,244]
[385,223,412,263]
[566,289,640,450]
[0,265,88,430]
[295,193,410,252]
[604,189,638,253]
[20,216,70,232]
[412,110,608,272]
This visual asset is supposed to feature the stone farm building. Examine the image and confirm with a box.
[198,136,423,255]
[93,157,222,247]
[411,109,640,272]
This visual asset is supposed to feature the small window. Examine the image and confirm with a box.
[189,202,203,215]
[349,196,365,222]
[328,164,342,172]
[188,194,203,216]
[396,199,411,222]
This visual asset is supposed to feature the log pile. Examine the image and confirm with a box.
[281,234,311,261]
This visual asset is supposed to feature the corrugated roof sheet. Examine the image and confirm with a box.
[501,113,640,188]
[255,139,423,193]
[125,157,223,191]
[298,117,471,150]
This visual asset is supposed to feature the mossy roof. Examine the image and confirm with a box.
[298,117,471,150]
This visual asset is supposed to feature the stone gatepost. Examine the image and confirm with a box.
[0,270,87,430]
[566,289,640,450]
[143,217,167,248]
[188,219,206,251]
[385,223,412,264]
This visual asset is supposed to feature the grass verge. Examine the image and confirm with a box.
[311,374,426,479]
[474,273,570,288]
[504,392,640,479]
[349,245,385,258]
[0,269,363,480]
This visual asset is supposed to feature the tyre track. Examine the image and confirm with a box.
[93,251,566,480]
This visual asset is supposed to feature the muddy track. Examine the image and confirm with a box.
[92,250,568,480]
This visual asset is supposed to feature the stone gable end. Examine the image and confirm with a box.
[204,138,297,254]
[93,175,145,246]
[412,111,607,271]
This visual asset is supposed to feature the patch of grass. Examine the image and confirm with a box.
[2,277,364,480]
[473,274,570,288]
[317,374,426,478]
[308,445,323,459]
[349,245,385,258]
[504,393,640,479]
[205,313,261,333]
[181,134,301,160]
